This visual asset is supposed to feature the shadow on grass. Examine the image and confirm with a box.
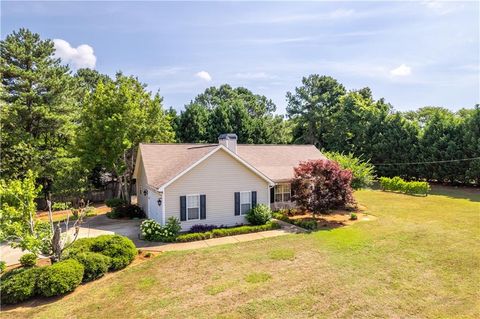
[429,185,480,203]
[369,182,480,203]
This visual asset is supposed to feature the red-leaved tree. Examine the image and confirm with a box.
[291,159,355,214]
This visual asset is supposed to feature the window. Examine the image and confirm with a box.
[187,194,200,220]
[274,184,291,202]
[240,191,251,215]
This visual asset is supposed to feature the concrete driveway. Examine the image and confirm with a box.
[1,215,142,266]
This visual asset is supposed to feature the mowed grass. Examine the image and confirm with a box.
[3,187,479,318]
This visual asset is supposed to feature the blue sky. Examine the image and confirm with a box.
[2,1,479,113]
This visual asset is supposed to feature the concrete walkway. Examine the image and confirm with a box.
[137,229,292,252]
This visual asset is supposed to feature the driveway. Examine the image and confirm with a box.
[1,215,142,266]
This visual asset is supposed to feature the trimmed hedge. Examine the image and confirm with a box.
[71,252,111,282]
[107,204,145,219]
[65,235,136,271]
[176,222,281,242]
[105,198,126,208]
[89,235,137,271]
[0,267,42,304]
[37,259,84,297]
[379,176,430,196]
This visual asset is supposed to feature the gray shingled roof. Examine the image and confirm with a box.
[137,143,325,188]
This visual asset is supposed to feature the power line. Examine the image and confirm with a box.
[373,157,480,166]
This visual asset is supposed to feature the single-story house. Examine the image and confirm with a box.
[133,134,325,231]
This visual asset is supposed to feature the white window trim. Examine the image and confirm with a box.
[240,191,251,215]
[186,194,200,221]
[274,184,291,203]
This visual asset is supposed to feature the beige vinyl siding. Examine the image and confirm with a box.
[136,157,149,213]
[165,148,269,231]
[136,157,164,221]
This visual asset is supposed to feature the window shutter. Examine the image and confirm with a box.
[234,192,240,215]
[180,196,186,221]
[251,191,257,207]
[290,184,295,199]
[200,194,206,220]
[270,187,275,203]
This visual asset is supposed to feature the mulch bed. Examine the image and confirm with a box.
[286,205,376,230]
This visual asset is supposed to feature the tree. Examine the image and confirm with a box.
[287,75,346,146]
[0,171,49,254]
[77,73,175,203]
[291,160,355,214]
[179,84,290,144]
[178,103,210,143]
[324,151,375,189]
[462,106,480,184]
[0,171,88,262]
[0,28,78,198]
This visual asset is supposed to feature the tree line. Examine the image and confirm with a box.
[1,28,478,203]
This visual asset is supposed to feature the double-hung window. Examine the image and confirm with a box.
[240,191,251,215]
[187,194,200,220]
[274,184,291,202]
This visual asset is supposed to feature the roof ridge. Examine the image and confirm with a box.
[140,143,218,146]
[237,144,317,147]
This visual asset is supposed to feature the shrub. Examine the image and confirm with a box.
[37,259,84,297]
[84,206,97,217]
[144,252,152,258]
[19,253,37,268]
[65,235,136,271]
[293,219,317,230]
[350,213,358,220]
[52,201,71,211]
[246,204,272,225]
[0,260,6,273]
[89,235,137,271]
[379,176,430,196]
[108,204,145,219]
[176,222,281,242]
[176,232,213,242]
[141,217,181,242]
[324,151,375,189]
[105,198,126,208]
[291,159,356,214]
[71,252,111,282]
[272,211,290,222]
[63,237,95,258]
[0,267,42,304]
[189,224,221,233]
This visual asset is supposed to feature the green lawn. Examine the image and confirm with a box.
[4,187,480,318]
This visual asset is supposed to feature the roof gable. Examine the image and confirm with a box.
[135,143,275,189]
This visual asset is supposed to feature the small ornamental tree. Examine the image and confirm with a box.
[291,159,355,215]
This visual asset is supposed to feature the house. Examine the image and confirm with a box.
[133,134,325,231]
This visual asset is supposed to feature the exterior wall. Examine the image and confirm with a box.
[136,157,163,221]
[165,149,269,231]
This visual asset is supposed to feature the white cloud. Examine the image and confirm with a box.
[195,71,212,82]
[53,39,96,69]
[422,1,457,15]
[390,64,412,77]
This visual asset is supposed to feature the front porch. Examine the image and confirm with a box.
[270,183,296,211]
